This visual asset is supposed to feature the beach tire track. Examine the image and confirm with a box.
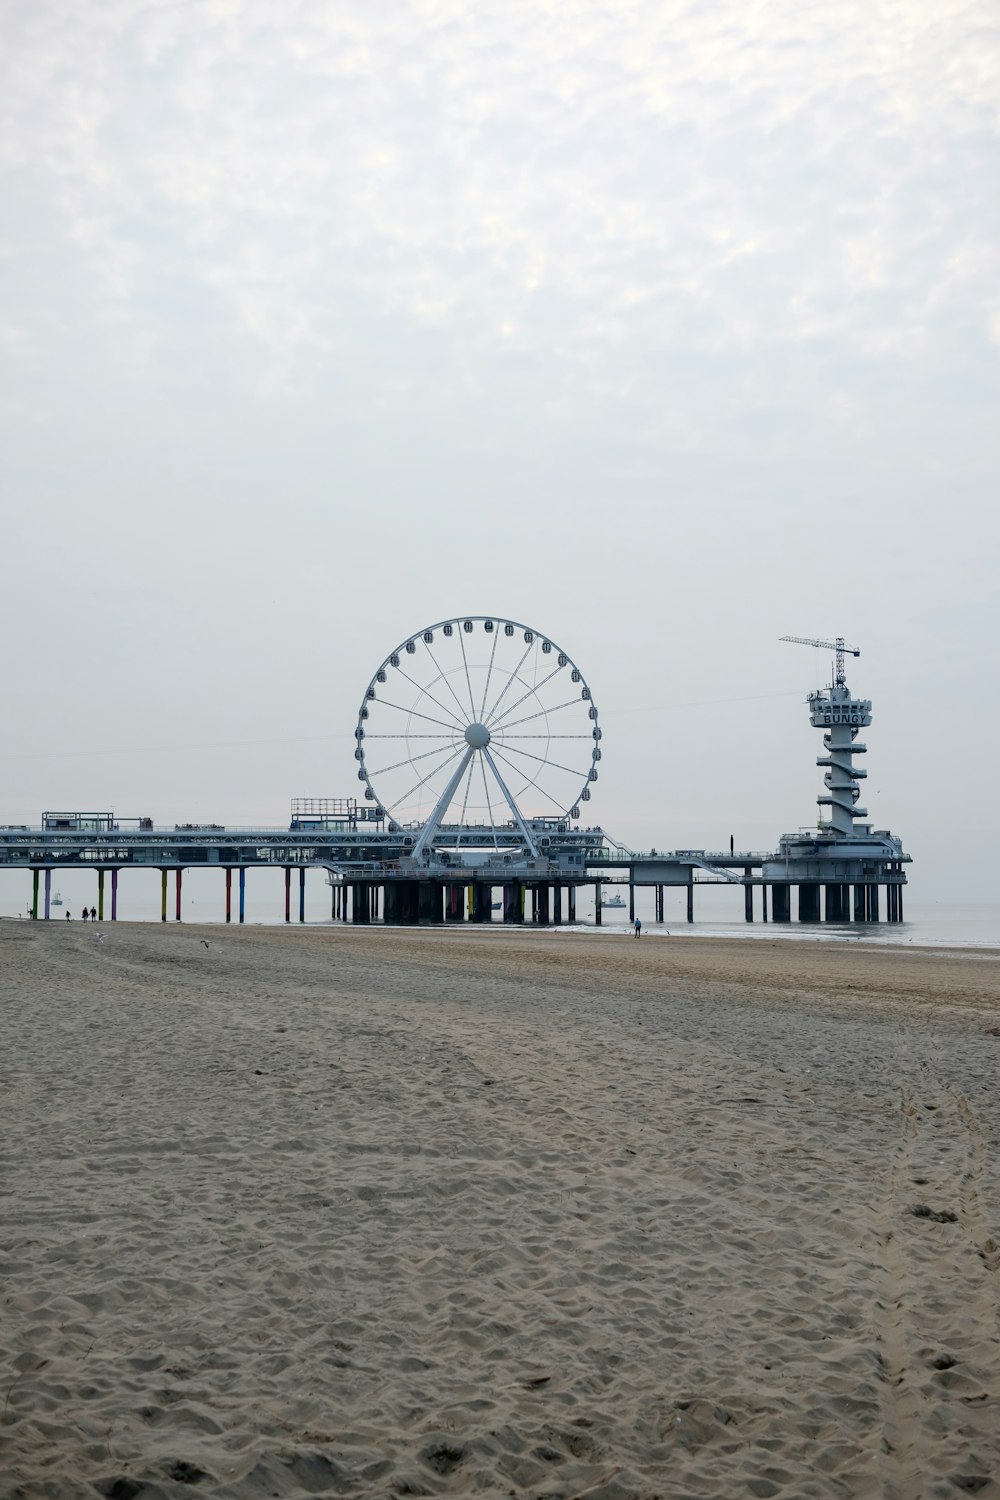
[873,1082,1000,1500]
[873,1086,926,1500]
[955,1091,1000,1282]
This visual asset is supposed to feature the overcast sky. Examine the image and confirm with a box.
[2,0,998,902]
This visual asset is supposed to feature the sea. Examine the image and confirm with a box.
[2,868,997,950]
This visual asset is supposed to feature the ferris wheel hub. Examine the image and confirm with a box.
[464,722,492,749]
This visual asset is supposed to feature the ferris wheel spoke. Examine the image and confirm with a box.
[458,629,477,722]
[380,742,468,816]
[369,699,467,735]
[499,733,593,740]
[492,741,592,780]
[487,663,565,731]
[483,638,535,725]
[391,664,469,732]
[363,740,462,779]
[478,751,500,851]
[493,698,584,733]
[490,745,572,814]
[477,627,500,722]
[421,637,473,725]
[453,752,477,847]
[481,745,545,853]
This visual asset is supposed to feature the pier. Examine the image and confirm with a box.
[0,814,906,927]
[1,622,910,927]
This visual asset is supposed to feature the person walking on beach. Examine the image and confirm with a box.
[81,907,88,922]
[634,917,641,938]
[89,906,97,922]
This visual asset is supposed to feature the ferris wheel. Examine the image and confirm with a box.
[355,616,601,849]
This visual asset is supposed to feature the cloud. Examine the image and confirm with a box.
[0,0,994,462]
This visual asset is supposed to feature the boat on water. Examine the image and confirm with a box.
[52,891,63,907]
[602,891,626,908]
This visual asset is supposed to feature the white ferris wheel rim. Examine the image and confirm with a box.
[354,615,601,829]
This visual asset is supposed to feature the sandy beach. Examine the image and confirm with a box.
[1,921,998,1500]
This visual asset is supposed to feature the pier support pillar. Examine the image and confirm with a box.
[594,883,602,926]
[225,868,232,923]
[853,884,865,922]
[284,868,291,924]
[628,883,635,923]
[898,884,904,922]
[111,869,118,921]
[43,869,51,920]
[299,867,306,924]
[31,869,39,920]
[536,884,550,927]
[503,882,522,923]
[418,882,442,924]
[160,870,167,922]
[798,883,820,922]
[686,879,694,924]
[761,882,767,922]
[568,886,576,923]
[445,882,464,922]
[869,884,880,922]
[744,872,753,924]
[553,885,562,925]
[771,883,791,923]
[175,869,183,921]
[97,869,105,921]
[239,867,246,923]
[470,884,490,923]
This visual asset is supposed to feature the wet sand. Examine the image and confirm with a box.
[2,921,999,1499]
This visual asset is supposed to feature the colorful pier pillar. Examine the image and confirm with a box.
[44,869,52,920]
[161,870,168,922]
[239,867,246,924]
[175,868,183,921]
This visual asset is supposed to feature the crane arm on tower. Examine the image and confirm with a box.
[779,634,860,687]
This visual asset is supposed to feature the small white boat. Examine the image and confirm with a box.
[52,891,63,907]
[602,891,626,908]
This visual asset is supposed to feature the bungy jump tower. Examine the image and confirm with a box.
[764,636,910,922]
